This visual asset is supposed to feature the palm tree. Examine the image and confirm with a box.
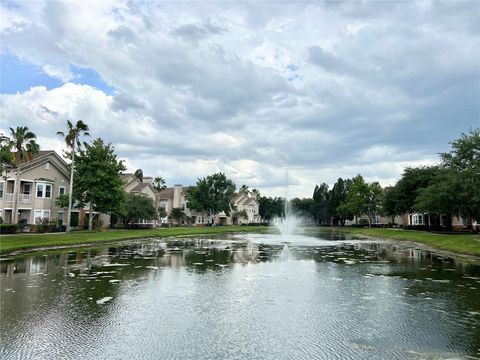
[57,120,89,232]
[9,126,39,223]
[152,176,166,192]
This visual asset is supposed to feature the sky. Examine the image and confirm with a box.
[1,0,479,198]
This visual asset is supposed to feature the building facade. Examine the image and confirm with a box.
[0,151,71,226]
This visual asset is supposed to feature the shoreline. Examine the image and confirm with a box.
[1,226,480,263]
[0,226,267,256]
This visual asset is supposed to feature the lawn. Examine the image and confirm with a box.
[0,226,267,254]
[328,227,480,256]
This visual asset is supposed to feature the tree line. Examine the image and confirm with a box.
[288,129,479,228]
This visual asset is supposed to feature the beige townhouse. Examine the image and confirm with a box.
[0,151,71,226]
[157,185,260,226]
[119,174,158,227]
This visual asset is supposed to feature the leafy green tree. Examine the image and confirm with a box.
[187,172,236,224]
[170,207,185,224]
[329,178,352,226]
[388,166,438,215]
[134,169,143,182]
[239,184,249,194]
[313,183,330,224]
[124,193,157,225]
[74,138,126,230]
[232,209,248,224]
[55,194,69,209]
[9,126,40,223]
[57,120,90,232]
[290,198,315,219]
[158,206,168,218]
[416,129,480,222]
[0,134,14,177]
[152,176,166,192]
[342,175,383,227]
[415,169,457,217]
[441,129,480,221]
[258,196,285,222]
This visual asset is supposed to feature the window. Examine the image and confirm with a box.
[34,210,51,224]
[36,183,52,198]
[57,211,64,226]
[23,183,31,194]
[0,182,3,198]
[58,186,66,196]
[412,214,424,225]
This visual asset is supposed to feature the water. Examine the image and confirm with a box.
[1,230,480,359]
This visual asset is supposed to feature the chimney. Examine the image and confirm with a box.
[173,184,182,208]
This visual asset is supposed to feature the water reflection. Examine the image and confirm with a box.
[1,232,479,360]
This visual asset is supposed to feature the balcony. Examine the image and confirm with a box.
[18,194,33,204]
[2,193,33,204]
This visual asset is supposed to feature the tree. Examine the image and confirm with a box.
[290,197,315,220]
[187,172,236,224]
[9,126,40,223]
[170,207,185,224]
[258,196,285,222]
[313,183,330,224]
[124,193,157,225]
[57,120,89,232]
[329,178,352,226]
[152,176,166,192]
[388,166,438,215]
[74,138,126,230]
[341,175,383,227]
[0,134,14,177]
[158,206,168,219]
[232,209,248,224]
[239,184,249,194]
[134,169,143,182]
[440,128,480,222]
[416,129,480,222]
[55,194,69,209]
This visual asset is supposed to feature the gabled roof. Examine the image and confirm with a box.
[131,182,150,192]
[10,150,69,179]
[157,188,174,200]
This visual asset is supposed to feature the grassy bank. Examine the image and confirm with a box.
[329,227,480,256]
[0,226,267,254]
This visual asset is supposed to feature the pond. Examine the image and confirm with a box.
[1,230,479,359]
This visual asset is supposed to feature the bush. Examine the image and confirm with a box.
[0,224,19,234]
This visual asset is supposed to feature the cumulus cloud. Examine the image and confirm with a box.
[1,1,478,198]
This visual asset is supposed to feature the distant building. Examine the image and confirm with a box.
[120,173,158,228]
[157,185,260,226]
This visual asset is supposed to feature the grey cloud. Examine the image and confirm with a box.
[308,46,348,74]
[110,93,146,112]
[108,25,138,44]
[171,22,226,42]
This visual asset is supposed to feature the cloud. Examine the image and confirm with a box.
[1,1,478,198]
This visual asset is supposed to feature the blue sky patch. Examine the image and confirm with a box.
[1,52,63,93]
[70,66,115,95]
[286,64,299,71]
[1,52,115,95]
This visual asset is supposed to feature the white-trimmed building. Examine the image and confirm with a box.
[0,151,72,226]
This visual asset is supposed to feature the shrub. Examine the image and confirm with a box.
[0,224,19,234]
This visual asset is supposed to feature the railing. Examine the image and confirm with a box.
[4,193,14,202]
[18,194,33,204]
